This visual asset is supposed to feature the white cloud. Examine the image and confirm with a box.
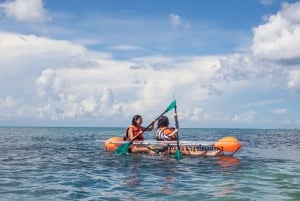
[109,45,142,51]
[36,58,219,120]
[0,32,87,61]
[217,54,260,81]
[287,69,300,91]
[0,0,49,23]
[0,2,300,127]
[36,68,66,98]
[0,96,32,119]
[169,13,181,28]
[0,31,225,122]
[217,2,300,97]
[271,108,288,115]
[186,108,231,123]
[189,107,204,121]
[231,111,256,123]
[252,2,300,61]
[0,31,98,100]
[243,99,283,108]
[0,30,295,127]
[0,96,15,109]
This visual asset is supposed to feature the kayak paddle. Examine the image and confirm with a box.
[115,100,177,155]
[174,102,182,160]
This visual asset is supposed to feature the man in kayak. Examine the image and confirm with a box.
[123,115,156,154]
[155,115,178,141]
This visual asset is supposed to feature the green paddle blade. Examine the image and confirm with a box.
[174,149,182,160]
[166,100,176,112]
[115,142,130,155]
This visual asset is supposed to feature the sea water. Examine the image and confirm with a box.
[0,127,299,201]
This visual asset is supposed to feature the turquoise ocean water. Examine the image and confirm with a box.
[0,127,299,201]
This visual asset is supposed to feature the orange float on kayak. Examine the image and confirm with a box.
[214,136,242,153]
[104,137,123,152]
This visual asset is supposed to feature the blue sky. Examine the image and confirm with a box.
[0,0,299,128]
[44,0,294,55]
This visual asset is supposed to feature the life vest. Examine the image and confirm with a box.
[156,127,177,141]
[123,125,144,141]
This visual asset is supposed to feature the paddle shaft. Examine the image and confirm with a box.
[129,109,169,144]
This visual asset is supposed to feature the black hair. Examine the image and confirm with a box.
[132,115,142,126]
[157,116,169,128]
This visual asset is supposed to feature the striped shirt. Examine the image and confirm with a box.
[156,127,174,141]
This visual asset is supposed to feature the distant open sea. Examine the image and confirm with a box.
[0,127,299,201]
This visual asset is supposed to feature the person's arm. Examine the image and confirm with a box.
[129,128,143,141]
[143,120,155,131]
[167,129,178,137]
[173,113,178,128]
[128,127,134,140]
[169,113,179,137]
[156,129,166,141]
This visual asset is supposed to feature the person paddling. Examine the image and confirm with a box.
[155,114,184,155]
[124,115,154,141]
[155,115,178,141]
[123,115,155,154]
[155,114,220,156]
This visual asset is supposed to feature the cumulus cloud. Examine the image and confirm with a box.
[218,2,300,96]
[36,89,124,120]
[0,0,50,23]
[252,2,300,61]
[169,13,181,28]
[0,96,32,119]
[217,54,259,81]
[0,30,296,127]
[231,111,256,123]
[0,31,95,101]
[36,68,66,98]
[36,59,216,120]
[287,69,300,91]
[0,32,225,122]
[0,32,116,121]
[1,2,300,127]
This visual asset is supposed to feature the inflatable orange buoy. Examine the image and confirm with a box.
[104,137,123,152]
[214,136,242,153]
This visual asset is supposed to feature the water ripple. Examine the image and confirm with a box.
[0,127,299,200]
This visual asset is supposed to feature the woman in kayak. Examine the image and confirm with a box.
[155,115,178,141]
[124,115,156,154]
